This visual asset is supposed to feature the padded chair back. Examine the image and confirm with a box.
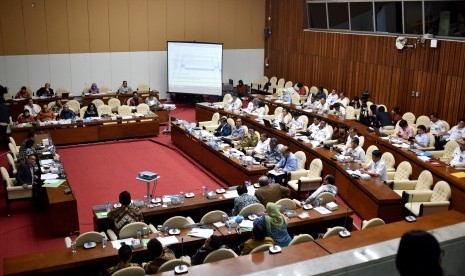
[227,118,235,129]
[381,152,395,172]
[443,140,459,159]
[264,104,269,115]
[269,76,277,86]
[294,151,306,170]
[100,85,111,93]
[426,133,435,148]
[323,226,346,238]
[118,105,132,116]
[318,192,336,205]
[222,94,232,104]
[67,100,80,113]
[275,198,296,210]
[108,98,121,108]
[56,87,69,97]
[48,101,55,109]
[289,234,314,246]
[277,78,285,88]
[1,167,13,187]
[8,143,17,161]
[200,210,228,224]
[291,93,300,105]
[361,218,385,230]
[309,86,318,95]
[136,103,150,114]
[79,106,88,118]
[7,154,17,175]
[249,244,272,254]
[112,266,145,276]
[431,181,451,202]
[211,112,220,123]
[402,112,416,125]
[416,115,431,128]
[260,76,269,86]
[157,259,190,273]
[299,115,308,129]
[203,248,238,264]
[119,222,150,239]
[274,106,283,117]
[358,136,365,148]
[162,216,192,229]
[8,137,17,148]
[416,170,434,190]
[308,159,323,178]
[238,203,266,217]
[92,99,105,107]
[75,231,105,246]
[137,83,150,91]
[444,121,450,132]
[364,145,379,165]
[97,105,112,116]
[394,161,412,181]
[345,106,356,120]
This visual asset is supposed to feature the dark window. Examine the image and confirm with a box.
[307,3,328,29]
[425,1,465,37]
[404,1,423,34]
[375,1,403,33]
[350,2,374,31]
[328,3,349,30]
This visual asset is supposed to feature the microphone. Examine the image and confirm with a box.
[174,237,189,274]
[405,193,417,222]
[339,207,351,238]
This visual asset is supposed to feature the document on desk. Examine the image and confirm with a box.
[111,238,134,249]
[240,220,254,230]
[223,190,238,199]
[314,206,332,215]
[42,179,66,188]
[40,173,59,180]
[451,172,465,178]
[268,169,285,176]
[157,236,179,246]
[188,228,214,239]
[39,159,54,166]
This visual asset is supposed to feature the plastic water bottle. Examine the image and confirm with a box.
[102,236,107,248]
[105,200,111,212]
[180,192,185,204]
[227,221,232,234]
[204,185,209,195]
[71,241,76,254]
[137,230,142,241]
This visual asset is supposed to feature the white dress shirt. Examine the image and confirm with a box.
[334,106,346,117]
[254,138,270,155]
[366,159,387,182]
[446,126,465,141]
[450,147,465,167]
[307,123,320,134]
[228,98,242,110]
[344,146,365,161]
[414,133,429,148]
[289,117,304,130]
[430,120,447,136]
[274,113,291,125]
[327,93,339,106]
[24,104,41,117]
[345,134,359,148]
[311,126,331,142]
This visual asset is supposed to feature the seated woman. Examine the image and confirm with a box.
[241,222,274,255]
[391,107,402,125]
[236,80,247,97]
[17,109,35,124]
[296,83,306,95]
[84,103,98,118]
[15,86,31,99]
[145,91,163,111]
[143,238,175,274]
[254,202,291,247]
[396,120,414,140]
[88,83,99,94]
[412,125,429,149]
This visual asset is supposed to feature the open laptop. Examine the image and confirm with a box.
[263,119,273,127]
[279,122,288,132]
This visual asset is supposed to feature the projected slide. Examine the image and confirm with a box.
[168,42,223,96]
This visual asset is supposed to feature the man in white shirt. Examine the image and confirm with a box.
[118,81,133,93]
[333,103,346,117]
[318,98,329,112]
[327,89,339,106]
[253,133,270,156]
[288,112,304,130]
[303,95,318,109]
[227,94,242,111]
[274,109,291,126]
[429,112,447,136]
[338,127,358,151]
[311,120,331,142]
[306,117,320,135]
[448,139,465,168]
[337,92,349,106]
[412,125,429,149]
[361,150,387,182]
[343,137,365,162]
[435,118,465,150]
[24,98,40,118]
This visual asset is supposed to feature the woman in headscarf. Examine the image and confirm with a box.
[254,202,291,247]
[88,83,99,94]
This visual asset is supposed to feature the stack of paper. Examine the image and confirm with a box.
[188,228,214,239]
[269,169,285,176]
[40,173,59,180]
[157,236,179,246]
[111,238,134,249]
[314,206,332,215]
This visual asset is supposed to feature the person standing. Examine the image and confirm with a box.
[255,176,290,206]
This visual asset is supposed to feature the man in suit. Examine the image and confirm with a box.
[15,154,43,207]
[214,117,232,137]
[255,175,290,206]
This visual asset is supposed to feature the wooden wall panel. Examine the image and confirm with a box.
[166,0,185,42]
[265,0,465,124]
[128,0,149,51]
[45,0,70,53]
[148,0,167,51]
[67,0,90,53]
[22,0,48,54]
[250,0,265,49]
[235,0,251,48]
[202,0,220,43]
[109,0,130,52]
[88,0,110,52]
[185,0,203,41]
[219,0,236,49]
[0,0,27,55]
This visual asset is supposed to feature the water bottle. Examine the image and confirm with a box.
[137,230,142,241]
[227,221,232,234]
[71,241,76,254]
[105,200,111,212]
[204,185,209,195]
[102,236,107,248]
[180,192,185,204]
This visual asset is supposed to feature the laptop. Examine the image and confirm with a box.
[279,122,288,132]
[221,137,233,145]
[263,119,273,127]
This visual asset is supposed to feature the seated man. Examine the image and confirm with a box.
[191,235,223,265]
[145,91,163,111]
[337,92,349,106]
[317,97,329,112]
[305,117,321,136]
[296,83,306,96]
[326,89,339,106]
[274,146,298,173]
[17,109,35,124]
[107,191,144,234]
[376,106,394,128]
[288,112,304,130]
[246,98,260,113]
[24,98,40,117]
[144,238,176,274]
[16,154,43,207]
[240,127,258,149]
[330,125,348,146]
[304,175,337,204]
[396,120,414,140]
[342,137,365,162]
[310,120,331,142]
[36,83,54,97]
[19,130,36,153]
[411,125,429,149]
[15,86,31,99]
[232,184,259,216]
[241,222,274,255]
[51,100,63,114]
[264,138,282,164]
[332,103,345,117]
[253,133,270,156]
[230,118,246,141]
[255,176,290,206]
[274,108,291,126]
[226,94,242,111]
[129,91,143,106]
[360,150,387,182]
[37,104,55,122]
[303,95,318,109]
[447,138,465,168]
[435,118,465,150]
[118,81,133,93]
[214,117,232,137]
[59,104,75,120]
[106,244,140,275]
[236,80,247,97]
[429,112,447,137]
